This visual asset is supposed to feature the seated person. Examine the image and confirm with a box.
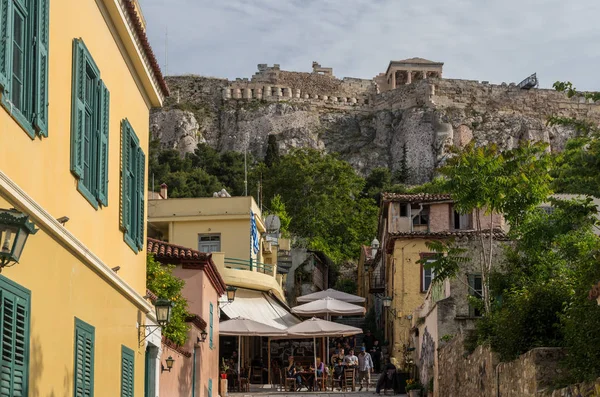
[314,357,325,377]
[343,349,359,368]
[286,356,302,390]
[333,358,344,388]
[375,362,397,394]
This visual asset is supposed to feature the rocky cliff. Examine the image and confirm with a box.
[150,73,600,184]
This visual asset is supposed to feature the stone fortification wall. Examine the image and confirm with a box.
[438,333,568,397]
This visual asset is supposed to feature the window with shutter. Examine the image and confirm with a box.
[73,318,95,397]
[208,379,213,397]
[468,274,483,317]
[70,38,110,210]
[121,119,145,253]
[0,0,49,138]
[121,346,135,397]
[0,275,31,397]
[209,303,214,349]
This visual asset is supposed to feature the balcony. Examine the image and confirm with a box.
[369,265,385,293]
[224,257,274,276]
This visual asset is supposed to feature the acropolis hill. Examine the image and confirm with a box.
[150,58,600,184]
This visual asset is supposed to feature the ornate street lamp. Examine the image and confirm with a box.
[154,299,173,326]
[382,296,392,308]
[200,329,208,342]
[371,238,380,259]
[0,208,38,271]
[162,356,175,373]
[226,286,237,303]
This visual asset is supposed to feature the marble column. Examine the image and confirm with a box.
[406,71,412,85]
[391,71,396,89]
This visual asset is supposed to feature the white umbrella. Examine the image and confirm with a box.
[219,318,287,387]
[285,317,363,389]
[296,288,366,303]
[292,297,366,317]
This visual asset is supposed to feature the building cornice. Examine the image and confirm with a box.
[0,170,153,313]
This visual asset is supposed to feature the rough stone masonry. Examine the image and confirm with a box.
[150,59,600,184]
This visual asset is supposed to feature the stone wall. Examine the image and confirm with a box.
[547,377,600,397]
[438,333,569,397]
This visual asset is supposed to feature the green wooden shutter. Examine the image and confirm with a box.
[0,0,12,90]
[136,147,145,250]
[74,318,95,397]
[121,346,135,397]
[33,0,49,137]
[208,379,213,397]
[70,39,86,178]
[0,278,31,397]
[209,303,213,348]
[97,80,109,206]
[121,121,131,232]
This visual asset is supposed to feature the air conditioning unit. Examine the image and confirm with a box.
[262,241,272,253]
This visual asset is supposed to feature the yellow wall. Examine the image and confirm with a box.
[0,0,151,294]
[0,0,161,395]
[0,198,148,396]
[387,238,430,363]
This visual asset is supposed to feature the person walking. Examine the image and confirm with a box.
[357,347,374,391]
[371,340,382,373]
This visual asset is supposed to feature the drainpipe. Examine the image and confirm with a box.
[192,343,199,397]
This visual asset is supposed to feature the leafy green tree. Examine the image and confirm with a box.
[334,278,358,294]
[264,135,280,168]
[263,148,378,263]
[146,254,190,345]
[263,194,292,237]
[432,142,552,314]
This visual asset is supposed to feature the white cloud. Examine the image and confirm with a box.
[139,0,600,90]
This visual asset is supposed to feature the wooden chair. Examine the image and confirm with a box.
[239,368,250,392]
[316,371,326,391]
[251,366,263,384]
[343,368,356,392]
[284,375,297,392]
[331,373,343,391]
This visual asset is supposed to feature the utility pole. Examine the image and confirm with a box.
[244,129,249,196]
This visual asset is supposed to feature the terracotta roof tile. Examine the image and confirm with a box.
[388,228,509,241]
[187,314,208,330]
[148,238,210,261]
[122,0,169,98]
[382,193,453,203]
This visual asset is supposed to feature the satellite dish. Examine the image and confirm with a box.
[265,214,281,233]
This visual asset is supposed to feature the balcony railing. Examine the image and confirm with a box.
[224,257,274,275]
[369,266,385,293]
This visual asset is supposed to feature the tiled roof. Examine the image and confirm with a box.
[148,238,210,261]
[382,193,453,203]
[122,0,169,98]
[187,314,207,330]
[388,228,509,241]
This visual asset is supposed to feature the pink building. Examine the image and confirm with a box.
[148,238,227,397]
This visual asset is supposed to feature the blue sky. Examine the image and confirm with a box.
[139,0,600,90]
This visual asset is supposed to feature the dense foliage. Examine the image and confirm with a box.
[146,254,190,345]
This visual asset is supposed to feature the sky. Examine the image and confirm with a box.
[139,0,600,90]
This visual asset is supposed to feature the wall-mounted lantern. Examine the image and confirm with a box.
[200,329,208,342]
[0,208,38,271]
[226,286,237,303]
[154,299,173,326]
[162,356,175,373]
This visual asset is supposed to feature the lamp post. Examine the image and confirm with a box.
[371,238,380,259]
[162,356,175,373]
[0,208,38,271]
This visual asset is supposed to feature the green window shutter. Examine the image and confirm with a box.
[97,80,109,206]
[33,0,49,137]
[74,318,95,397]
[121,120,131,233]
[121,346,135,397]
[208,379,212,397]
[70,39,86,178]
[209,303,213,348]
[0,277,31,397]
[0,0,12,90]
[136,147,145,250]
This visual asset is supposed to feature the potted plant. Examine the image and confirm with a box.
[405,378,423,397]
[220,358,229,379]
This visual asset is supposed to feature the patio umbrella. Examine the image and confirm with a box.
[296,288,366,304]
[285,317,363,387]
[219,317,287,387]
[292,297,366,317]
[292,297,365,365]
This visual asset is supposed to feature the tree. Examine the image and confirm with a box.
[264,134,280,168]
[432,142,552,314]
[263,148,378,263]
[263,194,292,238]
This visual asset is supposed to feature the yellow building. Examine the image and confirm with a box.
[147,189,289,304]
[0,0,166,395]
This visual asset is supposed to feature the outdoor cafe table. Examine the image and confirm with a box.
[298,371,316,391]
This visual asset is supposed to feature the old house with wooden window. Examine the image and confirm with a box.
[367,193,506,368]
[0,0,166,395]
